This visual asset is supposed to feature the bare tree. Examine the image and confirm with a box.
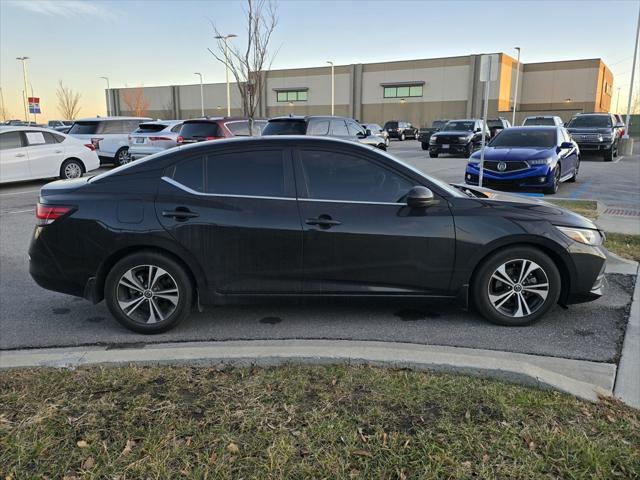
[121,87,150,117]
[56,81,81,120]
[208,0,278,134]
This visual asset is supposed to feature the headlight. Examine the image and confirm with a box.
[528,158,553,166]
[556,226,603,246]
[458,136,470,141]
[429,137,437,144]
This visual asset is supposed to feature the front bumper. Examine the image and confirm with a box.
[464,164,553,189]
[430,143,469,154]
[565,243,607,305]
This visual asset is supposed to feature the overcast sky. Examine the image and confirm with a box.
[1,0,638,121]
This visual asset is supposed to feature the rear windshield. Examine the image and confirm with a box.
[134,123,166,133]
[444,121,474,131]
[180,122,221,138]
[487,120,503,127]
[225,120,267,136]
[68,121,101,135]
[567,116,612,128]
[524,117,556,126]
[383,121,398,129]
[262,120,307,135]
[490,129,557,148]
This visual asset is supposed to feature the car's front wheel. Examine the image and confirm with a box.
[400,132,406,141]
[105,251,194,333]
[543,167,560,194]
[472,247,561,326]
[60,159,84,179]
[421,142,429,151]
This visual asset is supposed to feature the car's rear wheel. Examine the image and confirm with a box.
[60,159,84,180]
[472,247,561,326]
[543,167,560,194]
[114,147,131,167]
[105,251,193,334]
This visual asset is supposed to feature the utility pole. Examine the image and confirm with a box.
[215,34,237,117]
[194,72,204,116]
[511,47,521,126]
[100,77,111,116]
[479,54,498,188]
[16,56,29,122]
[615,86,621,113]
[327,61,334,115]
[623,5,639,139]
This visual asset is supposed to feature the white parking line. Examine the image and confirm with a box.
[0,189,40,197]
[1,208,34,215]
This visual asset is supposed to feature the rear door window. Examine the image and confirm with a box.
[307,120,330,136]
[224,121,250,136]
[0,131,24,150]
[172,157,204,192]
[330,120,349,136]
[101,121,127,134]
[68,121,101,135]
[25,131,47,145]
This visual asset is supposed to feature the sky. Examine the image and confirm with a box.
[1,0,639,122]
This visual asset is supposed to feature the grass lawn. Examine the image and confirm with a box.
[547,199,599,220]
[1,365,639,479]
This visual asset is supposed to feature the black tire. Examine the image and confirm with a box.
[114,147,131,167]
[105,251,193,334]
[421,142,429,151]
[472,247,561,326]
[377,143,387,151]
[59,159,84,180]
[429,152,438,158]
[543,167,560,194]
[567,158,579,183]
[400,132,406,141]
[603,148,613,162]
[465,143,473,158]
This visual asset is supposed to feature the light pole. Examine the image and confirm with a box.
[215,34,237,117]
[30,83,36,124]
[194,72,204,117]
[16,56,29,122]
[326,61,334,115]
[100,76,111,116]
[623,5,639,139]
[511,47,521,126]
[615,86,621,113]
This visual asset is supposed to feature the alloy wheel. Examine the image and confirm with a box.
[117,149,131,166]
[64,162,82,179]
[487,259,549,318]
[116,265,179,324]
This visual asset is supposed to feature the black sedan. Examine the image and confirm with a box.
[29,137,607,333]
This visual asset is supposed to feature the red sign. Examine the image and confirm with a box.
[28,97,41,114]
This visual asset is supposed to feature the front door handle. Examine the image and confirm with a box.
[305,214,341,229]
[15,153,26,158]
[162,207,199,221]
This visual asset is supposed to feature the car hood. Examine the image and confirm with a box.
[566,127,611,134]
[452,183,598,229]
[470,146,554,161]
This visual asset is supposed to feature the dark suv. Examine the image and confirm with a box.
[565,113,624,161]
[428,119,490,158]
[177,117,267,145]
[383,120,418,141]
[418,120,449,150]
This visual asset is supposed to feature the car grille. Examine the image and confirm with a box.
[435,135,464,144]
[483,161,529,173]
[572,133,601,142]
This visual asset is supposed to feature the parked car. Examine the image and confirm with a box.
[464,126,579,194]
[128,120,183,161]
[565,113,623,161]
[613,114,626,137]
[383,120,418,141]
[263,115,387,150]
[29,136,607,334]
[67,116,151,166]
[361,123,389,147]
[522,116,564,127]
[487,117,512,138]
[428,119,490,158]
[47,120,74,131]
[0,126,99,183]
[177,117,267,145]
[418,120,449,150]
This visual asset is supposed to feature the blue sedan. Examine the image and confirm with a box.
[464,126,580,194]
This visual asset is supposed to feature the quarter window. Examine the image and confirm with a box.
[299,150,413,203]
[0,131,23,150]
[276,90,308,102]
[206,150,287,197]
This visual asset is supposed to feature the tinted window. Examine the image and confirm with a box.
[180,122,221,138]
[224,120,266,136]
[0,131,23,150]
[347,121,364,136]
[262,120,307,135]
[172,157,204,192]
[330,120,349,136]
[444,121,474,131]
[307,120,330,135]
[524,117,555,126]
[206,150,286,197]
[384,121,398,130]
[487,119,503,127]
[42,132,63,144]
[490,129,557,148]
[101,120,127,134]
[135,123,166,133]
[68,121,101,135]
[567,115,612,128]
[170,123,183,133]
[299,150,412,203]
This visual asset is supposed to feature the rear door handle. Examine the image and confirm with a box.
[162,208,199,221]
[305,215,341,228]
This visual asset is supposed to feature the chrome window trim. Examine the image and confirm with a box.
[161,176,296,201]
[299,198,405,206]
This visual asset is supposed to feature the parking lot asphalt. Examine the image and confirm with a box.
[0,140,638,362]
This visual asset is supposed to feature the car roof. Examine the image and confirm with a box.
[140,119,182,126]
[268,115,350,122]
[0,125,63,133]
[509,126,559,130]
[74,116,152,122]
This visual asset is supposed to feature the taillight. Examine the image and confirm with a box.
[148,136,172,141]
[177,135,184,144]
[91,137,103,149]
[205,136,217,141]
[84,143,96,151]
[36,203,73,225]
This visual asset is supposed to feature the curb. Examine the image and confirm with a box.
[0,340,616,403]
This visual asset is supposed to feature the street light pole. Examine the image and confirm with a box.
[511,47,521,126]
[16,56,30,122]
[326,61,334,115]
[615,86,621,113]
[194,72,204,116]
[215,34,237,117]
[100,77,111,116]
[623,5,640,139]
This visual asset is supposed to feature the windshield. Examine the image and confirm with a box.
[444,121,474,131]
[524,117,555,126]
[262,120,307,135]
[567,116,612,128]
[68,121,100,135]
[490,129,557,148]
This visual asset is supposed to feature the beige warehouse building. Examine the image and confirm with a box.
[108,52,613,126]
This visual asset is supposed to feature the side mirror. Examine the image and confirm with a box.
[560,141,574,149]
[475,128,481,132]
[406,186,435,208]
[356,131,367,139]
[365,129,372,136]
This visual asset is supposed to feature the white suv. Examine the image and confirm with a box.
[67,116,151,166]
